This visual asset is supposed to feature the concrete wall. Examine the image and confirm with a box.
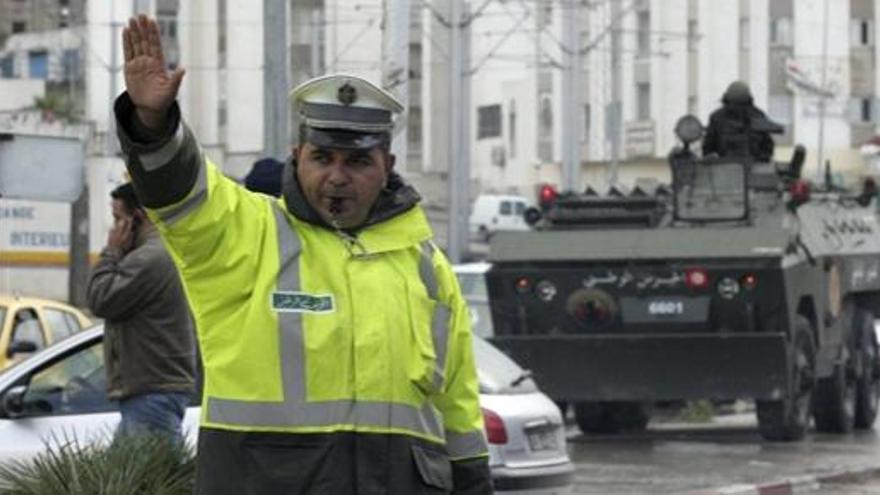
[0,79,43,110]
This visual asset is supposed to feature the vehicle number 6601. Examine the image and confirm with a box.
[648,301,684,315]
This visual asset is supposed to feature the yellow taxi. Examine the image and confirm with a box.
[0,294,93,370]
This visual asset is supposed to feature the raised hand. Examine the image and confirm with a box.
[122,14,185,130]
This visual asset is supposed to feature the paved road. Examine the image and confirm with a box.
[820,471,880,494]
[565,410,880,494]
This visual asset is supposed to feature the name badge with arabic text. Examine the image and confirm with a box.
[272,291,335,314]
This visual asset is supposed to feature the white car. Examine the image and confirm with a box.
[454,262,493,338]
[469,194,532,241]
[0,325,573,494]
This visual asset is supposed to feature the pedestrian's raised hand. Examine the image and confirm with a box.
[122,14,185,130]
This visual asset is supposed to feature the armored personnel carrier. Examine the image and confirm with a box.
[485,115,880,441]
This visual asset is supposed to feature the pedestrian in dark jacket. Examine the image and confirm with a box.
[87,182,196,441]
[702,81,776,162]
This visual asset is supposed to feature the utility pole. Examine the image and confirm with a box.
[68,183,89,307]
[264,0,288,159]
[561,0,581,192]
[106,0,120,156]
[457,3,472,262]
[608,0,622,187]
[310,9,321,77]
[816,0,830,178]
[447,0,464,263]
[382,0,411,167]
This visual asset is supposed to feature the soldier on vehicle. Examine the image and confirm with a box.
[702,81,778,162]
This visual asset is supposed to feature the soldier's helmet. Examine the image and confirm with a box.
[722,81,753,105]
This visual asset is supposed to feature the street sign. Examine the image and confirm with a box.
[0,133,85,202]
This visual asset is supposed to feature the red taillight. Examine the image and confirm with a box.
[741,273,757,290]
[515,277,531,293]
[539,184,558,206]
[684,267,709,290]
[482,408,508,444]
[790,179,811,205]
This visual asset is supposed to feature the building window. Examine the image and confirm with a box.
[408,106,422,150]
[477,104,502,139]
[28,50,48,79]
[508,99,517,158]
[739,18,750,50]
[850,97,874,123]
[583,103,591,141]
[770,17,792,47]
[637,10,650,56]
[540,96,553,132]
[62,49,79,80]
[768,94,793,126]
[12,21,26,33]
[218,0,227,69]
[637,83,651,120]
[133,0,150,14]
[158,17,177,38]
[688,95,697,115]
[0,55,13,78]
[851,19,874,46]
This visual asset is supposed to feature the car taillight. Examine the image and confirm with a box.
[482,408,508,444]
[741,273,758,290]
[684,267,709,290]
[514,277,531,294]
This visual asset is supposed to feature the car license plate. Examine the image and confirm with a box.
[620,296,709,323]
[526,427,557,452]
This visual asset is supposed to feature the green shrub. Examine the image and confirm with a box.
[0,433,195,495]
[679,400,715,423]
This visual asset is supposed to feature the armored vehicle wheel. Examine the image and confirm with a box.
[756,322,815,442]
[854,309,880,429]
[574,401,651,434]
[812,360,856,433]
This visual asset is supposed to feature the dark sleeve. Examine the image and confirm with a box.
[757,132,775,161]
[114,92,201,209]
[451,457,493,495]
[752,108,776,162]
[86,247,170,321]
[701,112,720,156]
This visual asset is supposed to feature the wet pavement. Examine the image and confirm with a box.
[820,471,880,494]
[565,411,880,494]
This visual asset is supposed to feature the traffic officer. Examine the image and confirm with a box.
[115,14,491,495]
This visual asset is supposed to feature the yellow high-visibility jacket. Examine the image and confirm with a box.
[115,95,490,494]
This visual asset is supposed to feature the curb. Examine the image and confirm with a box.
[695,465,880,494]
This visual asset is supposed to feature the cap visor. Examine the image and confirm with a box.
[304,128,388,150]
